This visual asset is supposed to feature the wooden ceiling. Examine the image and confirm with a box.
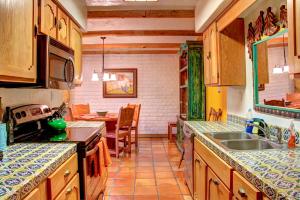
[83,7,199,55]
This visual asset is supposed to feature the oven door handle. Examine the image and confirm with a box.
[86,144,99,157]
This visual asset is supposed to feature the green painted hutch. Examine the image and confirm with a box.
[177,41,205,151]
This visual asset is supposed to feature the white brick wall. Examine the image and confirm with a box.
[70,54,180,135]
[259,47,294,103]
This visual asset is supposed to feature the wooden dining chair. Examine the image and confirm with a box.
[71,104,90,118]
[208,107,223,121]
[106,107,134,158]
[127,103,141,147]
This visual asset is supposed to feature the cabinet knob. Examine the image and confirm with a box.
[66,187,72,194]
[238,188,247,197]
[212,179,219,185]
[64,169,71,177]
[28,65,33,70]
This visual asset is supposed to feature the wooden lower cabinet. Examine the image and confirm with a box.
[22,153,79,200]
[233,171,262,200]
[194,152,207,200]
[207,168,231,200]
[55,174,80,200]
[23,188,41,200]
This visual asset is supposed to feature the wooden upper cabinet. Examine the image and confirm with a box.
[70,21,83,85]
[288,0,300,73]
[0,0,37,83]
[194,152,207,200]
[203,29,211,85]
[256,42,269,84]
[203,19,246,86]
[39,0,57,38]
[57,8,69,46]
[209,22,219,85]
[207,168,231,200]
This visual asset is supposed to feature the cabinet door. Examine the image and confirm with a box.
[70,21,82,85]
[23,188,40,200]
[39,0,57,38]
[55,174,80,200]
[207,168,231,200]
[203,29,211,85]
[294,0,300,57]
[0,0,37,83]
[194,152,207,200]
[57,8,69,46]
[209,22,219,84]
[233,171,262,200]
[256,42,269,84]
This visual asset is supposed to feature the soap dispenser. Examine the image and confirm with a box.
[288,120,296,149]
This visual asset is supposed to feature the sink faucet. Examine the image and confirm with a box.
[247,120,271,139]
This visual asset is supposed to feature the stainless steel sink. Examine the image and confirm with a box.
[220,139,282,151]
[205,132,252,140]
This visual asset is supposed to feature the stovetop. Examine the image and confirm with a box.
[14,126,101,147]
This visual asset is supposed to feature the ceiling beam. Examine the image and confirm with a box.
[83,43,181,49]
[87,10,195,18]
[83,30,202,37]
[82,50,178,55]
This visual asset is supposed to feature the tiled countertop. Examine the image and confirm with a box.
[185,121,300,200]
[0,143,77,200]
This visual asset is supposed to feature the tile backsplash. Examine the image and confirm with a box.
[227,114,299,144]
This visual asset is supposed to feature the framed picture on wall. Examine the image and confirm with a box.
[103,68,137,98]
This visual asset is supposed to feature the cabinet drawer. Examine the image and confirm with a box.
[207,167,231,200]
[55,173,80,200]
[194,137,232,188]
[23,188,40,200]
[233,171,261,200]
[48,153,78,199]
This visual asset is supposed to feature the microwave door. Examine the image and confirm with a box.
[49,54,74,89]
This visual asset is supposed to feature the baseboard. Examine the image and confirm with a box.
[138,134,168,138]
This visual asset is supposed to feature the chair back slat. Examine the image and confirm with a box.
[117,107,134,129]
[127,104,141,128]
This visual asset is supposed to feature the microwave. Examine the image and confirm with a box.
[0,35,75,89]
[37,35,75,89]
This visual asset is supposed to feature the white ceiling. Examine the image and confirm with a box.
[85,0,199,10]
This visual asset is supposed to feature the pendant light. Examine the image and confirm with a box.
[91,37,117,81]
[272,33,289,74]
[101,37,117,81]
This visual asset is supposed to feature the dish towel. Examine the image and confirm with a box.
[0,123,7,151]
[97,137,112,176]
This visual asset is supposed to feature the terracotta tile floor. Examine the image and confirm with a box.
[103,138,192,200]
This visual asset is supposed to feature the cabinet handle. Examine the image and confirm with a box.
[64,169,71,177]
[207,51,211,59]
[66,187,72,194]
[54,17,57,26]
[238,188,247,197]
[212,179,219,185]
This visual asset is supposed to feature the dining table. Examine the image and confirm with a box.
[74,113,118,132]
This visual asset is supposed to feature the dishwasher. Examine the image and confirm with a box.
[183,124,195,195]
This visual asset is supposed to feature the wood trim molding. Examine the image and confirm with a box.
[217,0,256,31]
[83,30,202,37]
[83,43,181,50]
[88,10,195,18]
[82,50,178,55]
[0,75,35,83]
